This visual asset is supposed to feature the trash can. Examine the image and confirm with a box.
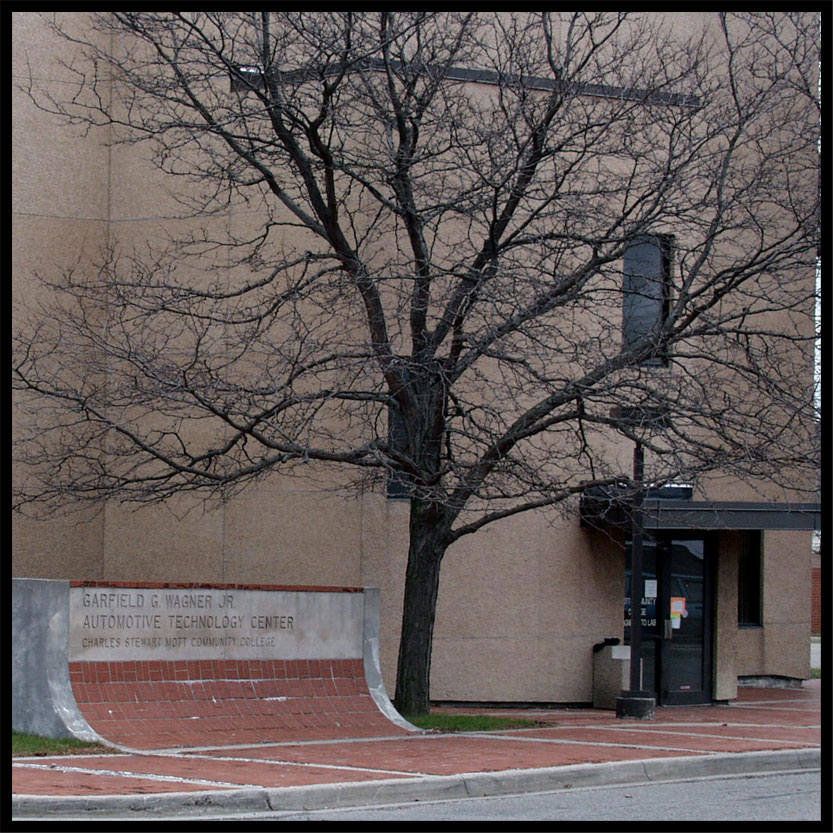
[592,638,630,710]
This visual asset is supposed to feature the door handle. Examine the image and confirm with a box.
[664,618,673,639]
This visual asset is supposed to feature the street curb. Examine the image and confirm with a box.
[12,747,820,819]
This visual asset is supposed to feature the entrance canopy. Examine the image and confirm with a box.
[580,487,820,531]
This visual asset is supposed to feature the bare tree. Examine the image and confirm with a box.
[13,12,820,714]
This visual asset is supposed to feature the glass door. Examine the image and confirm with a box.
[659,536,714,705]
[624,537,660,693]
[626,533,714,705]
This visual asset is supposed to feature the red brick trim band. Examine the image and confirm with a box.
[69,581,364,593]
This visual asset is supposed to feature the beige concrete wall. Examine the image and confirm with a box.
[736,530,812,680]
[12,13,112,222]
[713,532,739,701]
[12,11,816,704]
[12,12,111,580]
[430,514,625,702]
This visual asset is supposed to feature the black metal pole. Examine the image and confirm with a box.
[616,439,655,718]
[629,441,645,694]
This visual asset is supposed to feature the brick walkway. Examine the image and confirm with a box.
[13,681,820,799]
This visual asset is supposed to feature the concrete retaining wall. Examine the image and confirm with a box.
[12,579,416,748]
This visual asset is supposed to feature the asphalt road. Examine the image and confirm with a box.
[228,770,822,822]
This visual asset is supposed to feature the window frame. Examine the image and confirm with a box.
[737,530,763,628]
[622,234,674,367]
[386,400,411,501]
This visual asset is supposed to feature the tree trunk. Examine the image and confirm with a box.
[393,498,447,717]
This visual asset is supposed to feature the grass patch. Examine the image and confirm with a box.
[404,713,545,733]
[810,668,821,679]
[12,731,115,758]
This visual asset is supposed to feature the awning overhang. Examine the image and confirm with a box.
[580,493,821,532]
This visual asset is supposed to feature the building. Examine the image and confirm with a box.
[12,11,821,709]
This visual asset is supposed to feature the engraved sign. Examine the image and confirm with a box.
[68,587,363,661]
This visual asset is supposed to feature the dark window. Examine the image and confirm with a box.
[387,400,411,500]
[738,530,762,626]
[623,235,672,367]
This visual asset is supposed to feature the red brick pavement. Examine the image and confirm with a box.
[13,680,820,798]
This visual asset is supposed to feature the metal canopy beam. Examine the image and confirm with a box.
[580,498,821,531]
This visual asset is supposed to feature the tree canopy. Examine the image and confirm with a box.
[13,12,820,713]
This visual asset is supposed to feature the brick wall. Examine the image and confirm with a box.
[811,566,821,635]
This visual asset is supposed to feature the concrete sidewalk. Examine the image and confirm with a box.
[12,680,821,820]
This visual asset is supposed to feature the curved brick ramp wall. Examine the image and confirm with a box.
[13,580,416,751]
[69,658,409,749]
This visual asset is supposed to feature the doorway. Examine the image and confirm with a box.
[625,532,715,705]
